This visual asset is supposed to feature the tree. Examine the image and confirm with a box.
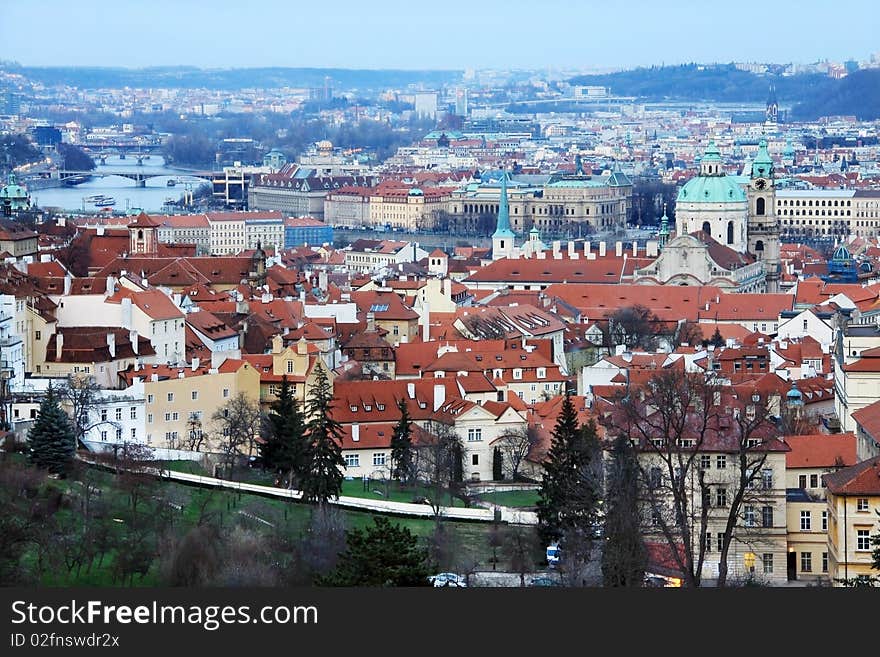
[28,384,77,475]
[390,398,414,484]
[317,517,433,586]
[710,326,726,349]
[536,393,602,549]
[211,393,262,479]
[260,375,307,488]
[56,143,96,171]
[601,304,662,352]
[494,427,539,481]
[57,374,117,449]
[301,366,345,504]
[605,369,783,587]
[601,435,647,587]
[413,421,465,518]
[504,525,540,587]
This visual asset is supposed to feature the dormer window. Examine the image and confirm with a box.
[513,368,523,380]
[377,404,385,411]
[350,405,358,412]
[537,367,546,379]
[364,404,372,411]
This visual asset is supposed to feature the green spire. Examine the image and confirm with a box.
[659,204,670,249]
[751,138,774,179]
[492,171,514,239]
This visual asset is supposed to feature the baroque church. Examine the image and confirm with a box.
[632,139,780,293]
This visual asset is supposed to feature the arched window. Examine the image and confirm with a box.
[137,230,143,239]
[756,197,765,216]
[727,221,734,245]
[702,221,712,237]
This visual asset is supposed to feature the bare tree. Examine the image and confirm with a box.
[600,304,662,352]
[57,374,119,447]
[504,525,540,587]
[603,369,784,587]
[211,393,262,479]
[493,427,539,481]
[412,421,464,519]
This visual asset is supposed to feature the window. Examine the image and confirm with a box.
[147,413,153,424]
[467,428,482,442]
[822,552,828,573]
[857,498,869,511]
[744,506,756,527]
[716,455,726,469]
[373,453,386,466]
[115,407,122,421]
[164,413,171,421]
[651,509,661,527]
[762,506,773,528]
[131,428,136,440]
[148,394,154,404]
[716,488,727,507]
[472,454,479,466]
[513,368,522,380]
[761,469,773,490]
[35,330,41,340]
[822,510,828,531]
[800,510,811,531]
[192,391,198,401]
[798,474,807,489]
[100,430,107,441]
[116,428,122,441]
[344,454,359,467]
[649,467,662,489]
[130,407,137,420]
[809,474,818,488]
[100,409,107,422]
[223,388,230,398]
[857,529,871,551]
[705,532,712,553]
[717,534,724,552]
[172,412,179,421]
[801,552,812,573]
[762,553,773,574]
[167,392,174,402]
[700,455,711,470]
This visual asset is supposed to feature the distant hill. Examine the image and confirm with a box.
[2,65,462,91]
[790,69,880,120]
[569,63,833,104]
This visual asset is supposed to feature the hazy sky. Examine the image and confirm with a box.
[3,0,877,71]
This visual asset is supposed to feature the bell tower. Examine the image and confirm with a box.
[491,171,515,261]
[747,139,780,292]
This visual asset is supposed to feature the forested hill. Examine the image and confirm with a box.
[0,65,461,91]
[569,63,880,120]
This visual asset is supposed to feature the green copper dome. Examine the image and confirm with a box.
[677,175,746,203]
[701,140,722,162]
[751,138,774,179]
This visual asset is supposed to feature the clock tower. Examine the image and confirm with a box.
[747,139,780,292]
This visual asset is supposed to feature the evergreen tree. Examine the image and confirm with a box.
[710,326,725,348]
[260,375,306,487]
[536,393,602,548]
[301,366,344,504]
[390,398,414,484]
[27,385,76,475]
[601,435,647,587]
[317,517,433,586]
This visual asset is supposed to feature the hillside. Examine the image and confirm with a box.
[791,68,880,120]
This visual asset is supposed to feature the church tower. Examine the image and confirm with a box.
[747,139,780,292]
[128,211,159,255]
[491,171,515,261]
[765,86,778,126]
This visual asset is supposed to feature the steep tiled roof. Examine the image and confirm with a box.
[823,456,880,496]
[785,433,858,469]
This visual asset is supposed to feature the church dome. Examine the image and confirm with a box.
[677,175,746,204]
[833,244,852,261]
[408,187,424,196]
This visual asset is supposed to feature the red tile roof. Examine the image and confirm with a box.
[823,456,880,496]
[785,433,858,469]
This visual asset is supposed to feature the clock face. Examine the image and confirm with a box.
[754,178,766,190]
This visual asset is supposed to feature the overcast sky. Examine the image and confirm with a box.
[3,0,877,70]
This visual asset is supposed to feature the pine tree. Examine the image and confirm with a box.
[710,326,725,348]
[601,435,647,587]
[317,517,433,586]
[301,366,344,504]
[27,384,76,475]
[536,393,602,548]
[260,375,306,487]
[390,398,414,484]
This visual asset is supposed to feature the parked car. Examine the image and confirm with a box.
[546,542,561,567]
[528,576,558,587]
[428,572,467,587]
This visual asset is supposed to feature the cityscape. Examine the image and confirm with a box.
[1,1,880,593]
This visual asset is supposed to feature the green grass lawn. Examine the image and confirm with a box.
[157,459,208,475]
[475,489,540,508]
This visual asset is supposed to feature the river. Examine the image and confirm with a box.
[29,155,210,213]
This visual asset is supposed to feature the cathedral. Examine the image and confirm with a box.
[632,139,780,293]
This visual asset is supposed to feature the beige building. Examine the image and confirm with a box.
[777,190,880,239]
[121,358,261,453]
[824,456,880,586]
[324,187,371,227]
[368,187,453,231]
[207,211,283,255]
[156,214,211,254]
[834,346,880,433]
[0,219,38,257]
[41,327,156,388]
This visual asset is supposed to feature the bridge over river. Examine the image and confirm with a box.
[54,169,215,187]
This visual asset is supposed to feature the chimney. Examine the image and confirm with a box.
[296,338,308,355]
[121,297,133,329]
[443,277,451,298]
[422,302,430,342]
[177,370,185,379]
[615,241,623,257]
[63,273,72,296]
[646,241,658,257]
[318,269,328,292]
[366,312,375,332]
[407,382,416,399]
[129,329,138,354]
[96,225,105,236]
[151,373,159,382]
[567,241,575,257]
[351,424,360,442]
[433,383,446,411]
[552,240,561,257]
[632,241,638,256]
[599,241,606,257]
[584,241,591,256]
[106,332,116,358]
[622,351,632,362]
[105,274,116,296]
[271,334,283,353]
[191,357,200,371]
[55,332,63,361]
